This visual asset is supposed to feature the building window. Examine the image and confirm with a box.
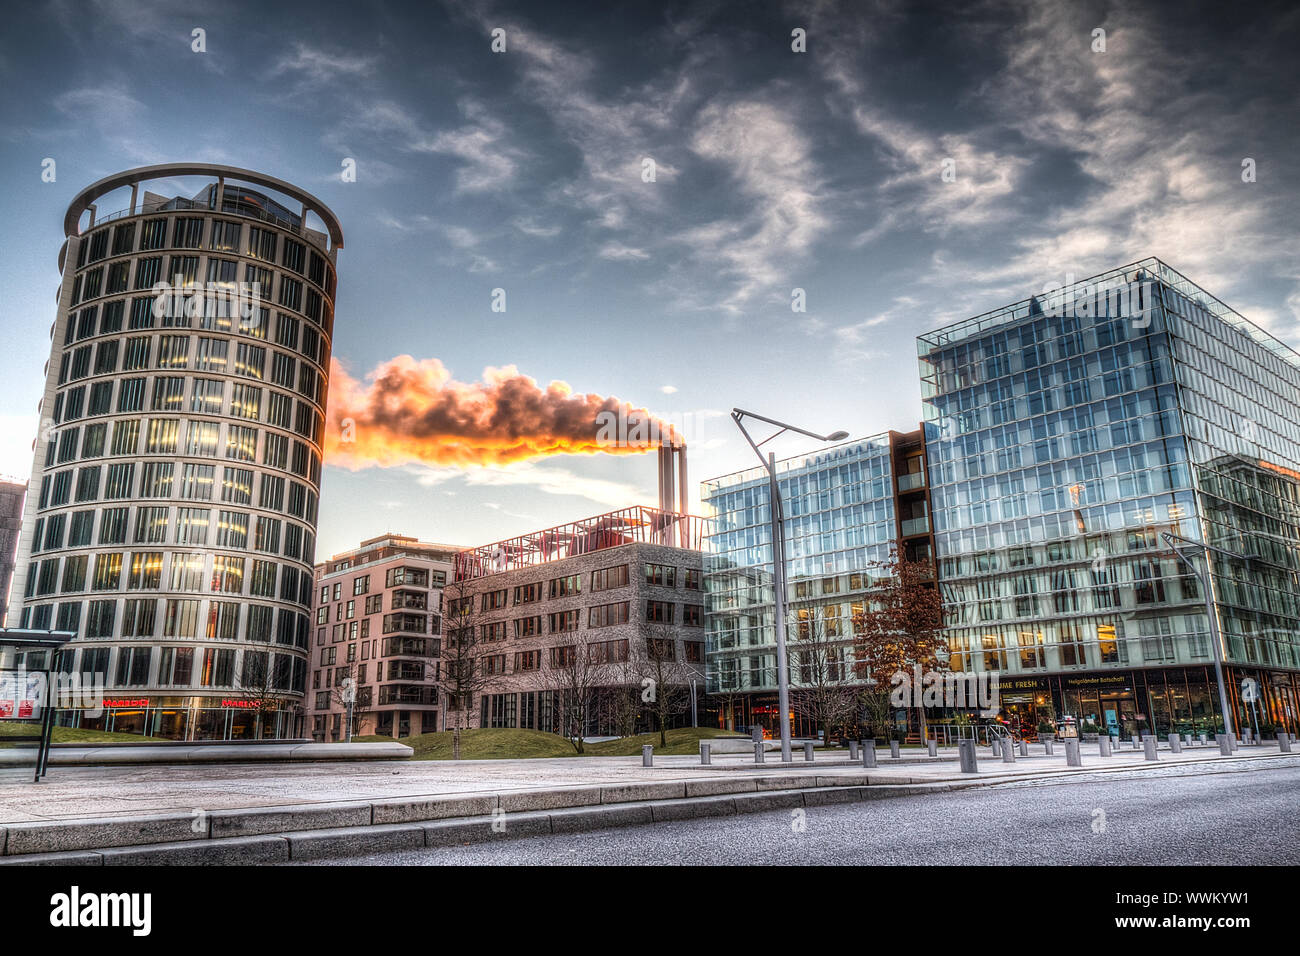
[591,564,629,591]
[645,563,677,587]
[513,581,542,604]
[588,602,629,628]
[645,600,674,624]
[548,574,581,599]
[548,609,580,633]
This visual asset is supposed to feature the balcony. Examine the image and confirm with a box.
[901,516,931,537]
[378,685,437,706]
[381,637,439,658]
[897,472,926,492]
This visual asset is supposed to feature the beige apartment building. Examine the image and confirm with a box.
[308,534,460,740]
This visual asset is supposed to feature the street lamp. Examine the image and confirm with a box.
[731,408,850,763]
[1162,532,1259,740]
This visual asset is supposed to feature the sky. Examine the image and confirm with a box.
[1,0,1298,560]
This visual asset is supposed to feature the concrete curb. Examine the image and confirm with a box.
[0,741,414,767]
[0,750,1289,864]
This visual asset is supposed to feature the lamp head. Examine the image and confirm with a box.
[826,430,850,442]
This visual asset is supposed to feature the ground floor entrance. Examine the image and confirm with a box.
[56,695,303,740]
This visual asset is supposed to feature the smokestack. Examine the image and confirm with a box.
[655,439,688,546]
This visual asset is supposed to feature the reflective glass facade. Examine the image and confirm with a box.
[919,258,1300,736]
[701,437,895,696]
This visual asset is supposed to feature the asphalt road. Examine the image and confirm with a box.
[306,756,1300,865]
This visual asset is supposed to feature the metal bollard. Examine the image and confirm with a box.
[890,740,900,759]
[849,740,859,760]
[928,739,938,757]
[1217,734,1232,755]
[1001,739,1016,763]
[1229,733,1239,752]
[1279,733,1292,754]
[1143,736,1158,761]
[991,738,1001,757]
[1099,736,1111,757]
[754,742,765,763]
[1065,739,1082,767]
[1184,734,1194,747]
[1168,734,1182,754]
[1018,740,1028,757]
[958,738,979,773]
[1044,739,1054,756]
[700,742,711,765]
[1242,728,1252,746]
[642,745,653,767]
[803,741,815,762]
[1198,733,1207,745]
[861,739,877,768]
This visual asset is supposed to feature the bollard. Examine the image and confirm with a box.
[958,738,979,773]
[1242,728,1252,746]
[890,740,900,759]
[642,745,653,767]
[928,739,938,757]
[1184,734,1194,747]
[1217,734,1232,755]
[849,740,859,760]
[862,739,877,768]
[700,742,711,765]
[1168,734,1182,754]
[1001,739,1016,763]
[1198,733,1208,745]
[1279,733,1292,754]
[1099,736,1111,757]
[1143,736,1158,761]
[1018,740,1028,757]
[754,742,765,763]
[991,738,1001,757]
[803,741,815,762]
[1229,733,1239,752]
[1065,739,1082,767]
[1044,739,1054,756]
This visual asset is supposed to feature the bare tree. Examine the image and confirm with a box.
[234,649,294,740]
[528,631,608,753]
[328,659,372,740]
[788,605,860,745]
[437,579,500,759]
[598,651,643,738]
[640,624,694,748]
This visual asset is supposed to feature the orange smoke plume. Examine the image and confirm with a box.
[326,356,679,469]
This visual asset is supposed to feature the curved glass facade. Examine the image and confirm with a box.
[7,166,342,739]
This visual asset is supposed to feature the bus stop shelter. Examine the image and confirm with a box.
[0,628,75,782]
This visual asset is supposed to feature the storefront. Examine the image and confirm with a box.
[59,695,303,740]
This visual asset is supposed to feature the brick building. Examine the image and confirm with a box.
[450,507,709,736]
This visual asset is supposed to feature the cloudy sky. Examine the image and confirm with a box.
[1,0,1297,558]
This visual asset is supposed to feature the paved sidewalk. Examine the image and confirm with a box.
[0,740,1286,824]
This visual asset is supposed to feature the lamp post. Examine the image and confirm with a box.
[1162,532,1259,740]
[731,408,849,763]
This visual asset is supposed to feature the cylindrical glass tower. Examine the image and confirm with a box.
[6,164,343,740]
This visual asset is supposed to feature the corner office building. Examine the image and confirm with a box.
[919,258,1300,740]
[5,164,342,740]
[703,259,1300,741]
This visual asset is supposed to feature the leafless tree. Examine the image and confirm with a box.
[234,649,294,740]
[640,624,695,748]
[527,630,608,753]
[437,579,500,759]
[328,659,373,740]
[788,605,860,745]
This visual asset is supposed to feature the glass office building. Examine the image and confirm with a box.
[918,258,1300,739]
[701,436,905,735]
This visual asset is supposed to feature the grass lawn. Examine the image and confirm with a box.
[354,726,747,760]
